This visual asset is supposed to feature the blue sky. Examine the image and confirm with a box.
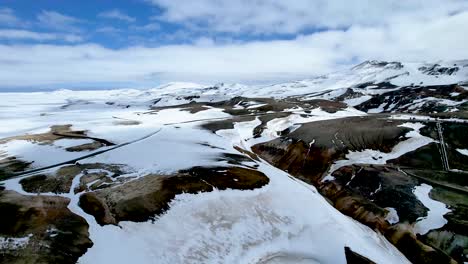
[1,0,468,90]
[0,0,179,48]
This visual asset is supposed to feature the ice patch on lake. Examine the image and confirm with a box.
[413,184,450,235]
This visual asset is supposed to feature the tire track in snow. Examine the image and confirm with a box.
[10,128,163,177]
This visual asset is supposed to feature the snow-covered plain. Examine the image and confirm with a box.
[1,60,466,263]
[0,104,411,263]
[75,119,410,264]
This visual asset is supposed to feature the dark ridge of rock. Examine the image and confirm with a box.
[320,179,389,231]
[0,125,113,147]
[0,190,92,264]
[152,96,304,116]
[299,99,348,113]
[252,117,409,184]
[330,165,427,223]
[354,81,398,90]
[215,153,258,167]
[251,116,460,263]
[422,230,468,263]
[335,88,366,103]
[388,143,444,170]
[200,115,256,133]
[344,247,376,264]
[20,163,125,194]
[351,61,404,71]
[79,166,269,225]
[355,84,467,114]
[65,141,106,152]
[386,224,457,264]
[252,137,342,184]
[418,64,460,76]
[0,156,31,181]
[286,116,407,151]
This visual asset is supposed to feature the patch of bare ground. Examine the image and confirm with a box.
[251,116,459,263]
[20,163,126,194]
[0,125,113,146]
[0,190,92,264]
[252,117,409,184]
[79,166,269,225]
[0,152,31,180]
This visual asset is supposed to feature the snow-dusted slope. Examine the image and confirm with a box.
[1,60,466,113]
[0,60,467,264]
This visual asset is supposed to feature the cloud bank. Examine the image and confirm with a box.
[0,0,467,88]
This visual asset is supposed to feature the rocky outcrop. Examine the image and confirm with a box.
[250,116,462,263]
[19,163,125,194]
[0,190,92,264]
[79,166,269,225]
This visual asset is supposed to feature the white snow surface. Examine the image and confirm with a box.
[385,208,400,225]
[0,234,32,250]
[413,184,451,235]
[77,159,410,264]
[1,60,467,140]
[344,95,372,107]
[0,115,411,264]
[2,60,466,263]
[457,149,468,156]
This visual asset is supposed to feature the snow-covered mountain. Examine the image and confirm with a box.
[0,60,467,264]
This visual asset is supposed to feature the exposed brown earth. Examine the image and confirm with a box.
[0,190,92,264]
[0,153,31,180]
[247,116,464,263]
[0,125,112,146]
[79,166,269,225]
[251,116,409,185]
[19,163,126,194]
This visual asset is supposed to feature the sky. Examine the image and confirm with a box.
[0,0,468,90]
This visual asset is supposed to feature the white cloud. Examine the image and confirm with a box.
[37,10,82,31]
[132,23,160,31]
[149,0,468,34]
[0,29,83,42]
[98,9,135,23]
[0,7,21,26]
[0,10,467,88]
[96,26,122,34]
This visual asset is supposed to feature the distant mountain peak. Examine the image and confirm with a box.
[351,60,403,70]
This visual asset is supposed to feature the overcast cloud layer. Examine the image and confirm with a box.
[0,0,468,88]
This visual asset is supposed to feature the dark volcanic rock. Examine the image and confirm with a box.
[0,190,92,264]
[252,116,408,184]
[251,115,460,263]
[344,247,376,264]
[355,84,468,114]
[386,224,457,264]
[331,165,427,223]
